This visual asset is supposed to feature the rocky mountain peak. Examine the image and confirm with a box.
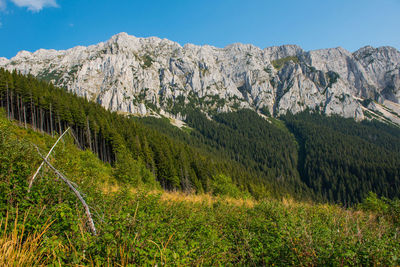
[354,46,400,67]
[1,33,399,124]
[110,31,131,41]
[13,50,33,60]
[263,44,303,61]
[0,57,8,65]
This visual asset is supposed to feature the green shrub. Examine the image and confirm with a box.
[272,56,300,70]
[114,150,158,188]
[359,192,400,226]
[211,174,242,198]
[142,55,153,68]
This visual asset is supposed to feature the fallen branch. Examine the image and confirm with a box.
[34,145,97,236]
[28,127,70,192]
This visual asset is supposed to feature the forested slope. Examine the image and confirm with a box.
[0,68,292,199]
[140,111,400,206]
[284,113,400,204]
[1,68,400,205]
[1,112,399,265]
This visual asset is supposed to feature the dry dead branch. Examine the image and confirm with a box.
[28,127,70,192]
[34,145,97,235]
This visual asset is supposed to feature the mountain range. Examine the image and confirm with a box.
[1,32,400,124]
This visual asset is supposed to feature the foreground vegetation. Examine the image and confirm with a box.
[1,112,400,265]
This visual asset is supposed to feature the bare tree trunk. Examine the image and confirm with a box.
[28,127,71,192]
[34,146,97,236]
[6,82,10,119]
[10,90,14,120]
[103,138,106,162]
[58,115,62,134]
[30,94,35,130]
[21,96,24,124]
[70,128,82,150]
[93,130,97,154]
[23,105,27,129]
[18,95,22,123]
[86,117,92,151]
[50,103,53,137]
[16,95,20,122]
[34,106,37,130]
[40,108,44,132]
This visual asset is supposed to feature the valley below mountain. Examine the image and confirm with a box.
[1,0,400,263]
[1,49,400,265]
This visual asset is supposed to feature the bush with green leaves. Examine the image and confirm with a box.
[1,106,400,265]
[211,174,242,198]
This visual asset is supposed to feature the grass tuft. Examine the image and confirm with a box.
[0,209,53,266]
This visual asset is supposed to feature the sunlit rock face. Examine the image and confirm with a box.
[2,32,400,120]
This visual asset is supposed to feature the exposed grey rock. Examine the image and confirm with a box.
[0,57,9,65]
[354,46,400,102]
[1,32,399,121]
[263,44,304,61]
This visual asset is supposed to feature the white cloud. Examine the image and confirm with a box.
[0,0,6,11]
[10,0,58,12]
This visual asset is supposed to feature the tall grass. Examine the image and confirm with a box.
[0,209,53,266]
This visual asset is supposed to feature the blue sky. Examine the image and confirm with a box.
[0,0,399,59]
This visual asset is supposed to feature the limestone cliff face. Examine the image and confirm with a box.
[1,32,399,122]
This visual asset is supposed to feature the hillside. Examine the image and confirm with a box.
[1,68,400,204]
[1,110,400,265]
[0,67,294,199]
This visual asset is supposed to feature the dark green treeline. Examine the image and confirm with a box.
[284,112,400,204]
[0,68,293,198]
[1,68,400,204]
[141,109,400,204]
